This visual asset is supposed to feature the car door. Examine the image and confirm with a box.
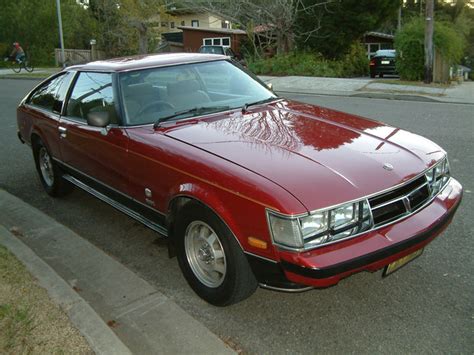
[58,71,130,194]
[20,72,74,159]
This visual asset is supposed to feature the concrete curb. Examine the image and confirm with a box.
[0,189,236,354]
[0,225,132,355]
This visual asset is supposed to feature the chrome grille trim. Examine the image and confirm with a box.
[369,176,431,227]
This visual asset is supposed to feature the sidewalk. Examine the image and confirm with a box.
[0,189,235,355]
[260,75,474,104]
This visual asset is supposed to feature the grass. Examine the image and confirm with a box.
[0,244,92,353]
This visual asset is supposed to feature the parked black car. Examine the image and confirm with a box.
[370,50,397,78]
[198,45,237,59]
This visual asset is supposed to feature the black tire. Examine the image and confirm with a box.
[370,72,376,78]
[33,139,72,197]
[175,201,258,306]
[12,64,21,73]
[24,59,34,72]
[379,73,384,78]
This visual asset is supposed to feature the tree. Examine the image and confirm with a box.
[0,0,97,65]
[178,0,334,56]
[297,0,400,58]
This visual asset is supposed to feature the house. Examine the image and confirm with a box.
[178,26,247,56]
[363,32,395,58]
[159,9,231,32]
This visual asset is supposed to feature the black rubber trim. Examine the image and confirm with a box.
[56,160,167,227]
[281,196,462,280]
[245,253,309,290]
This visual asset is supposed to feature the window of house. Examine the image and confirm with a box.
[181,20,185,26]
[221,20,230,29]
[161,22,168,27]
[202,37,231,47]
[170,22,175,29]
[66,72,118,124]
[191,20,199,27]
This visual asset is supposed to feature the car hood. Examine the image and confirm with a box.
[164,100,445,211]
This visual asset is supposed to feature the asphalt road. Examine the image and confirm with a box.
[1,79,473,354]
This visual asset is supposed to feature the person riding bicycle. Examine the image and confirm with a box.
[10,42,25,63]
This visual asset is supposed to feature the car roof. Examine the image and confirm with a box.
[68,53,227,72]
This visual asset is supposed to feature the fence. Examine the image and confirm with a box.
[433,49,450,84]
[54,48,105,66]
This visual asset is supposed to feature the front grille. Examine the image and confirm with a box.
[368,175,431,226]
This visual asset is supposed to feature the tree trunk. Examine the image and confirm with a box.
[424,0,434,84]
[138,28,148,54]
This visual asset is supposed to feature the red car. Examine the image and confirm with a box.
[17,53,462,306]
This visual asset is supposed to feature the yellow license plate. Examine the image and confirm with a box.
[383,248,424,277]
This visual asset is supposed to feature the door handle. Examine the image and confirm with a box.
[58,126,67,139]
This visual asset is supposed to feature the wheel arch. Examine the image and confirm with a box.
[166,187,246,258]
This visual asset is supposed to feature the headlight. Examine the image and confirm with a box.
[426,156,450,195]
[268,213,303,248]
[267,200,372,250]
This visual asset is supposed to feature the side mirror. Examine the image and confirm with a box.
[87,111,110,128]
[267,83,273,91]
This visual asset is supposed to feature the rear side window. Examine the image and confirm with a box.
[29,73,67,112]
[66,72,118,124]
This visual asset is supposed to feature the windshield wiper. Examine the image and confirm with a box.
[242,97,278,113]
[153,106,230,128]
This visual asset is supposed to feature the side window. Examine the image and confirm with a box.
[29,74,67,112]
[66,72,118,124]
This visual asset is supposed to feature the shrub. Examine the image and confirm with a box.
[395,18,465,81]
[247,43,368,77]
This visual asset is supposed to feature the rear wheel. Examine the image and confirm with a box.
[12,63,21,73]
[379,73,384,78]
[175,202,258,306]
[33,139,72,197]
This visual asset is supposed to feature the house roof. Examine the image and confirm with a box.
[177,26,246,35]
[365,31,395,40]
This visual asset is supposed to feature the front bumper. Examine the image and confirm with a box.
[247,178,463,290]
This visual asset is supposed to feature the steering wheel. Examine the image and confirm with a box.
[137,101,175,117]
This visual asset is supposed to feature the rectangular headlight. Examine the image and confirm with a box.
[268,200,372,250]
[268,213,303,248]
[426,157,450,195]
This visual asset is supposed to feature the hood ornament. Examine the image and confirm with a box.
[383,163,394,171]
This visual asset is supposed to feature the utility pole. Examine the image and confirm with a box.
[398,5,402,31]
[424,0,434,84]
[56,0,66,68]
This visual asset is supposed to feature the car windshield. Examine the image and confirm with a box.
[199,46,225,55]
[119,60,276,126]
[375,50,396,57]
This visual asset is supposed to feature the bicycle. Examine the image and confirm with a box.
[3,55,34,73]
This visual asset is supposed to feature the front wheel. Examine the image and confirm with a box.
[175,202,258,306]
[24,59,34,72]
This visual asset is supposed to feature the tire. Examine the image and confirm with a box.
[175,201,258,306]
[33,139,72,197]
[12,64,21,73]
[24,60,34,72]
[379,73,384,78]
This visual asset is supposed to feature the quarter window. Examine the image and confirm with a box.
[66,72,118,124]
[29,73,70,112]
